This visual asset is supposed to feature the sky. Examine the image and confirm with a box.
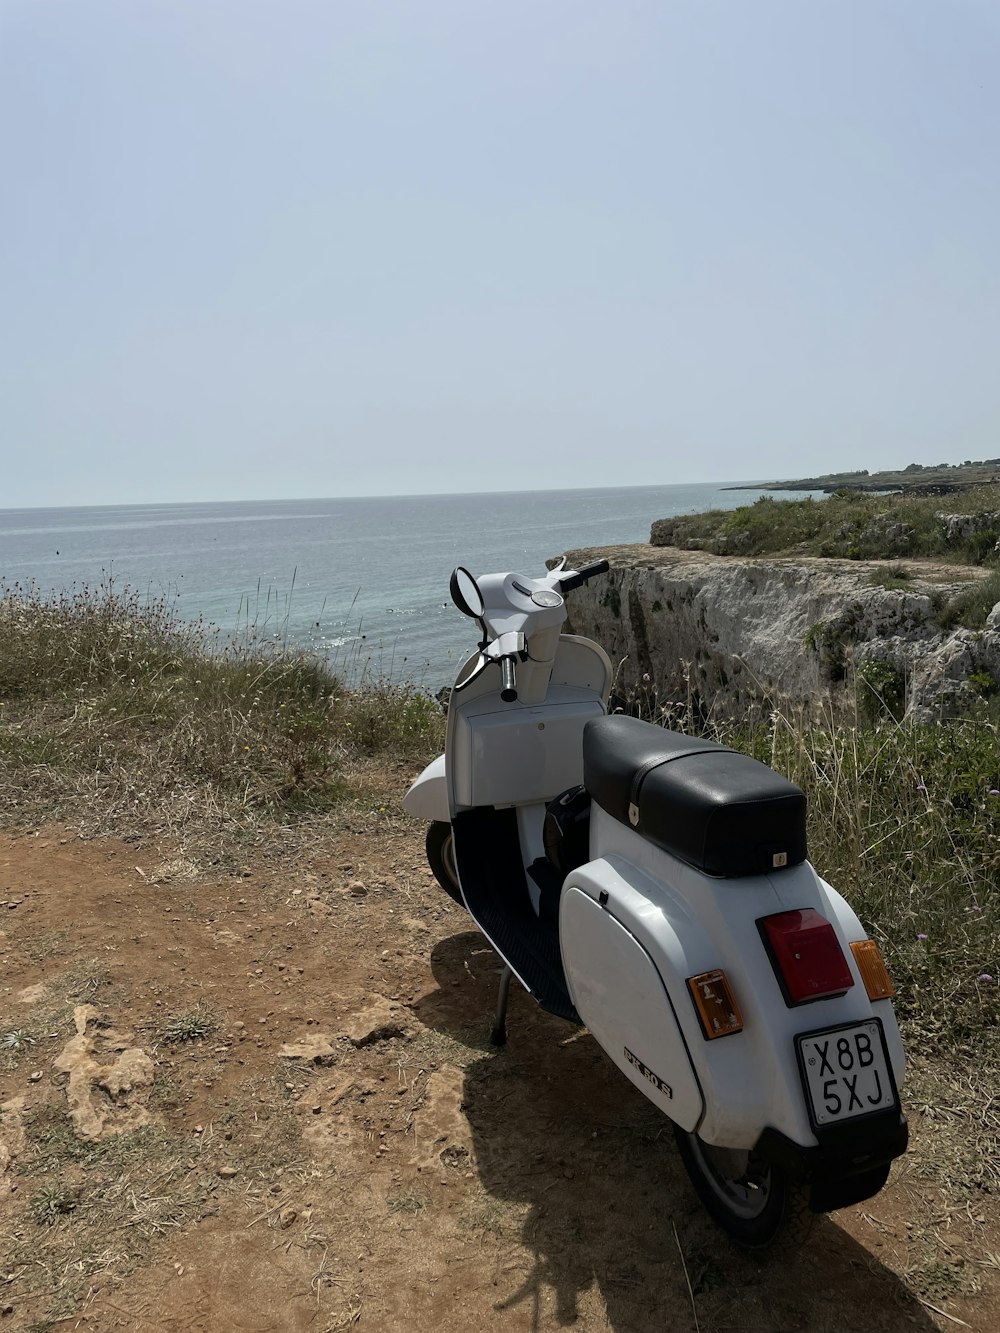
[1,0,999,508]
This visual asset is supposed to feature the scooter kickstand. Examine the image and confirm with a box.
[490,966,513,1047]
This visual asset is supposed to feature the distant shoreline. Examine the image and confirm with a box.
[719,482,901,495]
[721,460,1000,498]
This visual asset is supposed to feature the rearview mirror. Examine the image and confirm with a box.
[450,566,485,619]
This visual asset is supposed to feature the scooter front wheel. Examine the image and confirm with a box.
[426,822,463,905]
[673,1126,813,1249]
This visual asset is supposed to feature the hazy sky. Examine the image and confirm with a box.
[2,1,998,508]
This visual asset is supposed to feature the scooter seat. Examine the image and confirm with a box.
[583,715,807,878]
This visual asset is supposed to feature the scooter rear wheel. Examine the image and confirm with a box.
[673,1126,813,1249]
[426,822,463,905]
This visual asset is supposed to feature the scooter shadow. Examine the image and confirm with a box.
[416,932,936,1333]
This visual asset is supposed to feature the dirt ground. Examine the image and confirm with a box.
[2,819,999,1333]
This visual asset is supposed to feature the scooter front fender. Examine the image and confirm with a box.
[403,754,449,823]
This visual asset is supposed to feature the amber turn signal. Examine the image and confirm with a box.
[688,969,744,1040]
[850,939,895,1001]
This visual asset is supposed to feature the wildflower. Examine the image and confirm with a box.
[916,783,927,793]
[989,789,1000,797]
[916,933,928,940]
[978,973,994,982]
[642,673,651,682]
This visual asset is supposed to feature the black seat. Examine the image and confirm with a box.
[583,715,806,878]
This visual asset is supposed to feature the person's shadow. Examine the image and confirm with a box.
[415,931,938,1333]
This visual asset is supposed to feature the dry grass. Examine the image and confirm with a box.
[728,706,1000,1056]
[0,579,445,854]
[3,1106,206,1319]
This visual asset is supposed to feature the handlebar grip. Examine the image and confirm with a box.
[581,559,610,579]
[558,559,611,594]
[499,656,518,703]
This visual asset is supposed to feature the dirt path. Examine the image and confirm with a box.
[2,826,998,1332]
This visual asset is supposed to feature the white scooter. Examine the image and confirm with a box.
[404,558,907,1246]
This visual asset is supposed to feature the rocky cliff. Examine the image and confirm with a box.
[561,544,1000,723]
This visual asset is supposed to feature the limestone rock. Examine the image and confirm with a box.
[343,997,409,1047]
[412,1069,471,1171]
[99,1048,154,1099]
[561,544,1000,722]
[279,1034,337,1064]
[936,511,1000,542]
[52,1008,154,1141]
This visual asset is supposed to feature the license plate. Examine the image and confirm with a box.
[796,1019,898,1129]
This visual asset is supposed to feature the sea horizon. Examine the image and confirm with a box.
[0,477,799,517]
[1,481,824,686]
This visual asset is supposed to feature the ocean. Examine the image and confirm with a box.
[0,483,821,688]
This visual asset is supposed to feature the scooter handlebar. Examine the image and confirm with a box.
[499,656,518,703]
[558,559,610,594]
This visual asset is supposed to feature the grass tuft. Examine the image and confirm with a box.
[2,1028,36,1051]
[30,1183,79,1225]
[161,1009,217,1043]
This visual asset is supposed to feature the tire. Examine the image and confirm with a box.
[426,822,463,905]
[673,1125,813,1249]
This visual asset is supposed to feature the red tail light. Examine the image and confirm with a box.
[759,908,855,1006]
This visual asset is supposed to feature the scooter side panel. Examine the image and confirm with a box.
[560,882,705,1130]
[576,807,905,1151]
[402,754,449,822]
[562,852,787,1147]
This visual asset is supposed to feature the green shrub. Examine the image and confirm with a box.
[856,660,906,721]
[868,564,913,590]
[601,585,622,618]
[802,610,864,683]
[968,670,999,698]
[938,571,1000,630]
[655,485,1000,564]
